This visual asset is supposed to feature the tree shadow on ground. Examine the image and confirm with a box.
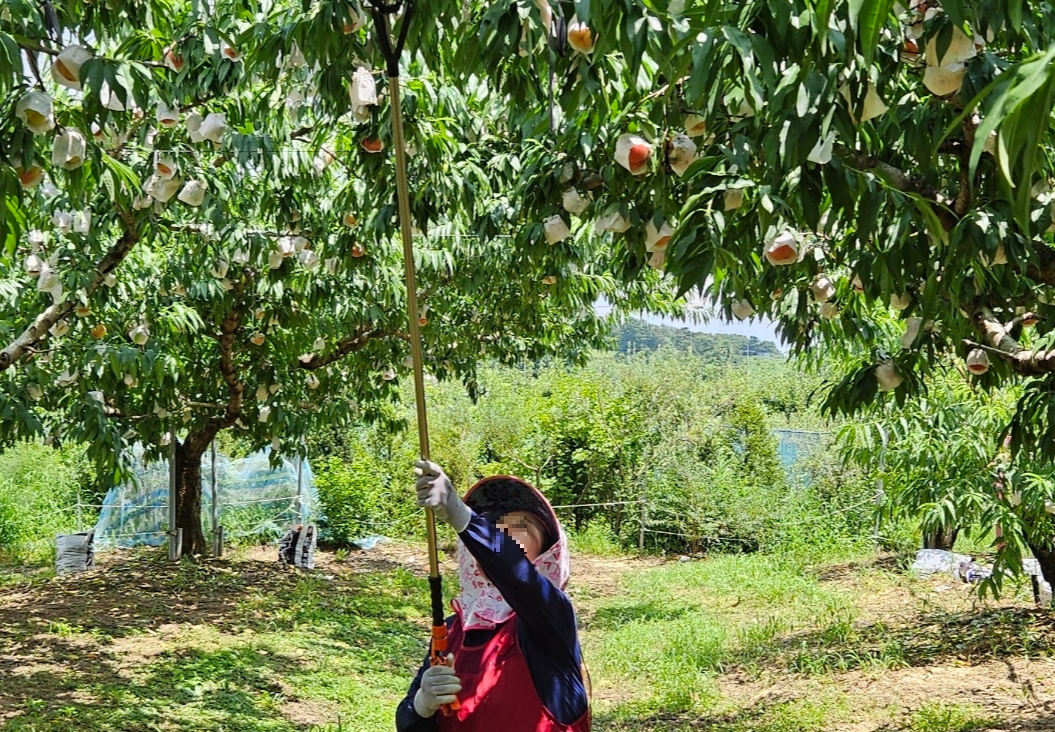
[0,548,433,639]
[811,552,901,582]
[0,643,308,732]
[761,606,1055,673]
[594,694,1055,732]
[0,548,433,731]
[592,694,833,732]
[0,549,310,639]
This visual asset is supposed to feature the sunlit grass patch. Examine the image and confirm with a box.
[584,551,858,715]
[905,702,1002,732]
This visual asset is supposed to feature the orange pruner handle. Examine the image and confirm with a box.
[430,624,461,714]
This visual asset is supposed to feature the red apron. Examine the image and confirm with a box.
[438,615,591,732]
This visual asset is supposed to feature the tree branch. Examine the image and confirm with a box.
[1024,244,1055,287]
[937,140,965,155]
[15,37,59,56]
[208,308,245,434]
[954,116,977,217]
[0,209,139,372]
[185,400,227,410]
[839,149,946,203]
[296,324,388,370]
[972,307,1055,375]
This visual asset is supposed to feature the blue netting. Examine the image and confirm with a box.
[94,445,319,549]
[772,429,828,474]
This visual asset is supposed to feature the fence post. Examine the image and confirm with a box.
[639,490,646,553]
[211,440,222,558]
[168,439,181,561]
[873,432,888,549]
[296,451,304,524]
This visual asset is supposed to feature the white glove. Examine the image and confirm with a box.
[414,460,472,532]
[413,654,462,717]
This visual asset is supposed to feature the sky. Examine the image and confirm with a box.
[595,294,788,353]
[642,310,786,351]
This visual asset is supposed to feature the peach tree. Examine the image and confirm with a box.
[8,0,1055,556]
[0,0,681,554]
[457,0,1055,419]
[456,0,1055,568]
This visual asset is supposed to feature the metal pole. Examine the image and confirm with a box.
[211,440,221,557]
[296,452,304,523]
[873,431,888,549]
[639,489,646,553]
[168,439,180,561]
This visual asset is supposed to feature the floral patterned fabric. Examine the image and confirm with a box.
[453,525,569,630]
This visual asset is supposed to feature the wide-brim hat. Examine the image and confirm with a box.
[464,475,560,553]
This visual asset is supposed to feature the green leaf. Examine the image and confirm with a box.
[848,0,896,67]
[952,46,1055,229]
[812,0,833,44]
[573,0,590,25]
[685,30,717,107]
[99,154,141,194]
[1008,0,1023,32]
[100,170,116,202]
[941,0,967,30]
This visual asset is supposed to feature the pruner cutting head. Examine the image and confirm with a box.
[365,0,405,14]
[547,2,568,57]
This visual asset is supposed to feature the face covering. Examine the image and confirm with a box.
[453,518,569,630]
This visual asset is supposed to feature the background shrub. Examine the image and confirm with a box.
[0,441,93,563]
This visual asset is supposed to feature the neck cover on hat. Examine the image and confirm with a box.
[453,522,570,631]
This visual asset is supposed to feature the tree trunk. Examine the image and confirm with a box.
[175,435,209,556]
[1028,542,1055,595]
[922,527,959,551]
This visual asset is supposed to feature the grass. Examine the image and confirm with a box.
[581,552,862,715]
[0,547,446,732]
[906,702,1002,732]
[567,521,626,557]
[2,542,1047,732]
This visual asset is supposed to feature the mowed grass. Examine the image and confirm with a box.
[0,543,1048,732]
[581,552,867,728]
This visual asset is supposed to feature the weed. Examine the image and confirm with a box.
[568,522,625,557]
[906,702,1002,732]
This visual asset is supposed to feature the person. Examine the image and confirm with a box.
[395,460,591,732]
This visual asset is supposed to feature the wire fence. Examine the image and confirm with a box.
[544,429,850,552]
[548,492,874,552]
[20,447,321,562]
[34,430,838,559]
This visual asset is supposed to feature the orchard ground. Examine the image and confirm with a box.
[1,541,1054,732]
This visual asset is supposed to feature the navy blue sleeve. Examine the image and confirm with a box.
[395,650,437,732]
[458,512,588,724]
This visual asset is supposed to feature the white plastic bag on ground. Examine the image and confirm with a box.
[56,531,95,574]
[911,549,971,576]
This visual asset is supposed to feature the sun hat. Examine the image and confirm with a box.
[464,476,559,553]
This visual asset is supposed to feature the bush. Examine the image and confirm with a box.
[771,441,878,560]
[0,441,93,564]
[311,352,864,556]
[313,434,419,546]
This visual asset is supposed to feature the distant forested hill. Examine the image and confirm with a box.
[610,319,782,359]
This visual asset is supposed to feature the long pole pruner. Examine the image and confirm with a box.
[367,0,459,715]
